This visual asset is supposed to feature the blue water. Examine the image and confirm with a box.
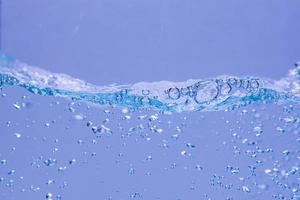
[1,54,300,112]
[0,54,300,200]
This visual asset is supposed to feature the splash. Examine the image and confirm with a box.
[0,54,299,112]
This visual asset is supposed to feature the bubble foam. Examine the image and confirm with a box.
[0,54,300,112]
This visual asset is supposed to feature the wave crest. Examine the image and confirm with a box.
[0,54,299,112]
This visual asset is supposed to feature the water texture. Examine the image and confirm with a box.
[1,54,300,200]
[1,54,300,112]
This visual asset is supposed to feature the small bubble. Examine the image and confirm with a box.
[129,167,135,175]
[59,181,68,189]
[276,127,285,133]
[282,150,290,156]
[186,143,196,148]
[74,114,84,120]
[283,116,297,123]
[149,115,158,121]
[124,115,131,120]
[167,87,180,100]
[45,123,50,128]
[30,185,40,192]
[176,126,182,133]
[103,109,111,114]
[68,107,75,112]
[264,169,272,174]
[171,134,179,140]
[257,184,268,190]
[91,126,98,133]
[142,89,150,96]
[46,192,53,199]
[242,186,250,193]
[14,133,22,139]
[13,103,21,110]
[195,165,203,171]
[1,159,7,165]
[69,159,76,165]
[146,155,152,161]
[253,126,263,134]
[8,169,15,175]
[46,180,55,185]
[44,158,57,167]
[122,108,129,114]
[86,121,93,127]
[181,150,187,156]
[155,128,163,133]
[58,166,67,172]
[138,115,147,120]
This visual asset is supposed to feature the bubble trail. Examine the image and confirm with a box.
[0,53,300,112]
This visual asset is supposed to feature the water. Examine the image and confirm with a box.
[1,54,300,113]
[0,54,300,199]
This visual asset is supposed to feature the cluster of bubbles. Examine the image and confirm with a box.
[1,53,300,112]
[166,78,260,104]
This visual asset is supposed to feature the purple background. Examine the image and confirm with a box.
[1,1,300,200]
[2,0,300,84]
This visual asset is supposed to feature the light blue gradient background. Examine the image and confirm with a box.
[1,1,300,200]
[2,0,300,84]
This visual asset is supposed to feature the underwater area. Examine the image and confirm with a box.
[1,54,300,200]
[1,1,300,200]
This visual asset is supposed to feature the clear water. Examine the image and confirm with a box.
[0,55,300,199]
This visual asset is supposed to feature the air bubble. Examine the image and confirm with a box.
[242,186,250,193]
[167,87,180,100]
[8,169,15,175]
[249,79,260,92]
[46,193,53,199]
[193,81,219,104]
[142,89,150,96]
[44,158,57,167]
[217,79,232,95]
[14,133,22,139]
[1,159,7,165]
[13,103,21,110]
